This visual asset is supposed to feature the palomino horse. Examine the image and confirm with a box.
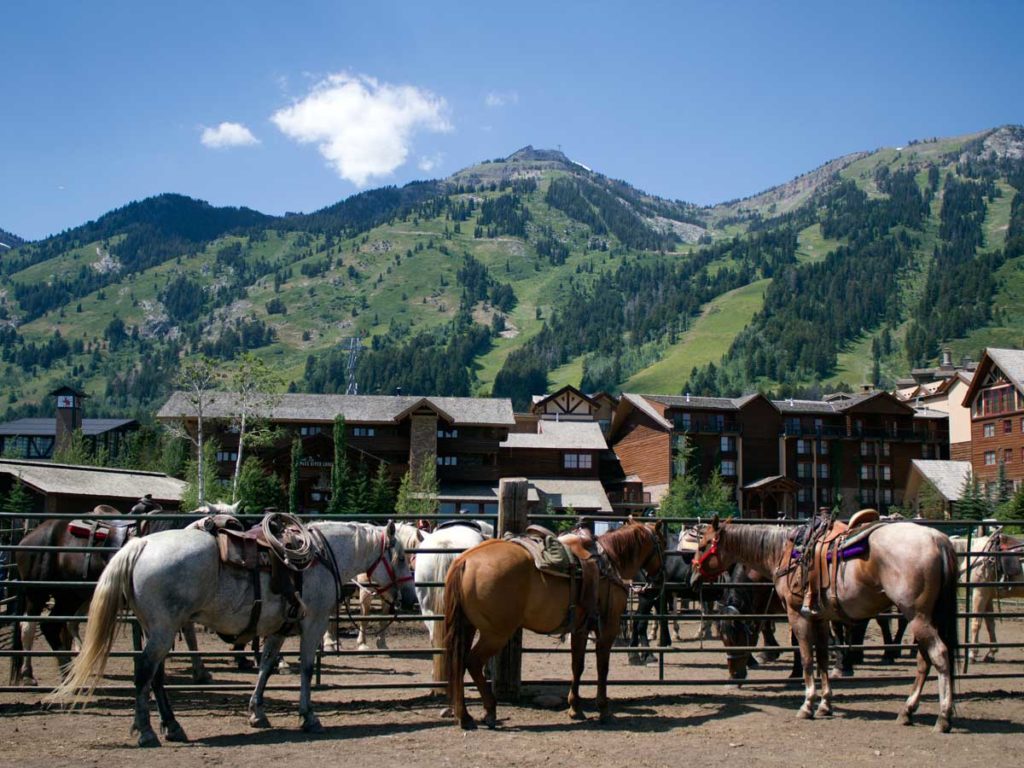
[952,530,1024,663]
[415,520,493,687]
[48,519,415,747]
[8,502,230,686]
[445,519,666,728]
[694,516,958,732]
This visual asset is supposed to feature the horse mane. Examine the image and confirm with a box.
[599,522,654,568]
[722,524,790,570]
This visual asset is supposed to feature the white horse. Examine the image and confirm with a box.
[952,530,1024,663]
[48,519,416,747]
[414,520,493,686]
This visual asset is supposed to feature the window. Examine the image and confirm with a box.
[299,425,321,436]
[983,423,995,438]
[984,451,996,466]
[797,462,812,479]
[860,442,872,457]
[353,427,375,437]
[216,450,238,462]
[979,385,1015,417]
[817,463,829,479]
[440,502,457,515]
[819,487,831,503]
[784,417,801,434]
[1005,420,1013,435]
[563,453,593,469]
[721,436,736,453]
[881,465,892,481]
[882,488,893,504]
[1005,448,1013,463]
[436,455,458,466]
[797,439,810,455]
[882,442,891,457]
[721,460,737,476]
[818,440,829,455]
[860,465,875,480]
[861,488,876,505]
[814,418,824,434]
[922,444,933,459]
[711,414,725,432]
[437,428,459,438]
[798,487,810,503]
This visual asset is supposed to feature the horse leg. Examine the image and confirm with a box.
[814,620,834,717]
[298,615,331,733]
[916,618,953,733]
[132,629,175,748]
[152,661,187,742]
[181,622,212,684]
[758,621,781,663]
[248,634,285,728]
[968,589,986,662]
[595,626,618,724]
[466,633,506,729]
[567,628,588,720]
[897,637,932,727]
[979,590,997,662]
[789,611,817,718]
[18,620,38,686]
[878,614,896,664]
[43,595,77,676]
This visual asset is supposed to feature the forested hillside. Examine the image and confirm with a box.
[1,128,1022,418]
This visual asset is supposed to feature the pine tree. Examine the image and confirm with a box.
[2,475,35,518]
[235,457,285,513]
[288,437,303,515]
[345,461,371,517]
[327,415,349,515]
[52,429,95,466]
[369,462,395,517]
[395,454,439,519]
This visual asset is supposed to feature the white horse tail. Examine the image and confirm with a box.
[47,537,148,707]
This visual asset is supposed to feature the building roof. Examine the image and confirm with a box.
[618,393,673,430]
[743,475,801,492]
[644,394,742,412]
[500,420,607,450]
[158,392,515,427]
[0,459,186,503]
[0,418,138,437]
[960,348,1024,408]
[908,460,972,502]
[913,407,950,420]
[527,477,612,512]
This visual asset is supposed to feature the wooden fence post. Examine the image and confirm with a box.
[494,477,528,702]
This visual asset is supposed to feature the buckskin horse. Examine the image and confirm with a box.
[48,518,415,747]
[8,501,223,686]
[694,515,958,732]
[444,519,666,729]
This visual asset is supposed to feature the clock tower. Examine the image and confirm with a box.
[51,386,87,459]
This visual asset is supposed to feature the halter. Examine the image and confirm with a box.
[694,535,725,579]
[361,530,414,601]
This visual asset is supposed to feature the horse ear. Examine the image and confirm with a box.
[386,519,396,538]
[711,513,720,531]
[654,519,666,534]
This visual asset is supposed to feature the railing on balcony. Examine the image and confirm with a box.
[673,418,740,434]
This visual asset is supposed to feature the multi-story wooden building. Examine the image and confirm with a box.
[609,390,949,517]
[959,348,1024,495]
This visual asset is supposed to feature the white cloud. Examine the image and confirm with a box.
[418,152,444,173]
[271,72,452,186]
[200,122,260,148]
[484,90,518,108]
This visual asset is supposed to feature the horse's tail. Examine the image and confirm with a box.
[46,537,148,707]
[935,539,959,699]
[416,550,458,686]
[444,557,471,716]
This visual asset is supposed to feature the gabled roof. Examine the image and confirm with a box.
[500,420,608,450]
[530,384,600,412]
[0,418,138,437]
[960,348,1024,408]
[908,460,972,502]
[158,392,515,427]
[0,459,186,503]
[617,393,673,430]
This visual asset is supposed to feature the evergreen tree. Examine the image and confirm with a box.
[235,457,285,513]
[957,474,990,521]
[700,470,738,517]
[395,455,439,519]
[52,429,95,466]
[2,475,35,518]
[345,461,371,517]
[916,480,946,520]
[288,437,303,515]
[369,462,395,517]
[327,415,349,515]
[181,441,222,511]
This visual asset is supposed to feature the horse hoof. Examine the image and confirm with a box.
[568,709,587,721]
[934,717,951,734]
[357,643,371,652]
[439,706,454,719]
[484,713,497,729]
[301,718,325,734]
[815,705,833,719]
[896,711,913,726]
[237,659,255,672]
[137,731,161,748]
[250,714,272,729]
[162,722,188,743]
[459,717,477,731]
[194,672,214,685]
[796,707,813,720]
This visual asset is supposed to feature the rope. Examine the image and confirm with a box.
[261,512,316,570]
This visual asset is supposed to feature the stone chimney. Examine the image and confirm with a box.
[408,411,438,480]
[51,386,86,458]
[941,348,953,368]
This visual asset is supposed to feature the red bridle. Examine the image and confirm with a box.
[364,531,413,598]
[694,535,725,579]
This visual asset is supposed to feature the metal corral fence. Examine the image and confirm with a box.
[1,498,1023,698]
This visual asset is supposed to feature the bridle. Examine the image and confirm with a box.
[361,530,413,603]
[694,534,725,579]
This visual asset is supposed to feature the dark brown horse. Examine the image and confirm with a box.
[444,519,666,728]
[9,506,211,685]
[695,516,958,732]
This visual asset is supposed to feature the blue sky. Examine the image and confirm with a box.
[3,0,1022,240]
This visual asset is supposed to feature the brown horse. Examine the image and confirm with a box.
[694,516,958,732]
[444,519,666,729]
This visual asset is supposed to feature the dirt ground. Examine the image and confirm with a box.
[1,615,1022,768]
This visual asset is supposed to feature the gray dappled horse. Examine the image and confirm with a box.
[48,519,416,747]
[695,517,959,732]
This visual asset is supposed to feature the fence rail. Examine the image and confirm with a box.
[2,502,1023,701]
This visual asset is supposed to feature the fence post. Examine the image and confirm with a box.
[494,477,528,702]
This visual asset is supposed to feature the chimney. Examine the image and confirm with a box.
[941,348,953,368]
[861,384,872,393]
[51,386,86,459]
[685,393,690,403]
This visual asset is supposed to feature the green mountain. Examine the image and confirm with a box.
[1,126,1022,417]
[0,227,24,250]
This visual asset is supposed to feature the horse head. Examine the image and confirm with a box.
[366,520,416,612]
[694,514,732,580]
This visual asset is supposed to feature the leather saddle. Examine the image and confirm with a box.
[791,509,884,612]
[68,505,138,550]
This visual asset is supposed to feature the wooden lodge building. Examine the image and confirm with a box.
[959,348,1024,495]
[609,390,949,517]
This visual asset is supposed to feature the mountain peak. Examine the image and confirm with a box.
[505,145,572,164]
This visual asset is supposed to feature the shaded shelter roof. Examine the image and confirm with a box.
[0,459,186,503]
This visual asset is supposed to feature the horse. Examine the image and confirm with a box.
[8,501,231,686]
[952,530,1024,663]
[445,519,666,729]
[414,520,493,688]
[694,516,958,732]
[47,518,416,747]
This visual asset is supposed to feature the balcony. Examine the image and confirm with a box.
[673,418,740,434]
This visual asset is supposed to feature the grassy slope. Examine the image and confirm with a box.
[623,278,770,394]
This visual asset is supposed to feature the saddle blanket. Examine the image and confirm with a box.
[506,531,575,577]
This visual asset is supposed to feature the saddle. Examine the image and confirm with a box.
[192,513,314,645]
[992,533,1024,581]
[68,505,138,550]
[507,524,603,634]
